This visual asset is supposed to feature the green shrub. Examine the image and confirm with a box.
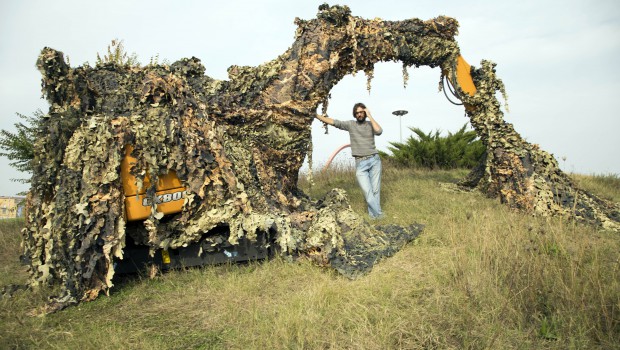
[0,110,44,183]
[380,123,485,169]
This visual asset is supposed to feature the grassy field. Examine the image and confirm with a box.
[1,166,619,349]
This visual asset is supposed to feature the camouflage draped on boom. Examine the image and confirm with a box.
[23,4,618,310]
[455,62,619,230]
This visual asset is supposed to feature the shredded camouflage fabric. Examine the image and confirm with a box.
[455,62,619,231]
[22,4,618,310]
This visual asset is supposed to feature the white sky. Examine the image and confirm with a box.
[1,0,619,196]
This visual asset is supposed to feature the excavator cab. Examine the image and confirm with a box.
[117,146,271,274]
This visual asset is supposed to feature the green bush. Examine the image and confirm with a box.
[380,123,485,169]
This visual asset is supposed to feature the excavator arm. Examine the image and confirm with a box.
[454,55,477,97]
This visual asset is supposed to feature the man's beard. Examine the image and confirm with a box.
[356,116,366,123]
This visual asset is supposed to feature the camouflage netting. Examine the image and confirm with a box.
[453,63,619,231]
[22,4,618,310]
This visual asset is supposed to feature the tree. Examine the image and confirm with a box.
[0,110,43,183]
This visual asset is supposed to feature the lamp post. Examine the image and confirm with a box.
[392,110,409,142]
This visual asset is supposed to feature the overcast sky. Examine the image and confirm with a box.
[1,0,619,196]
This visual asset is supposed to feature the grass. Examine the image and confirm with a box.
[569,172,620,202]
[1,165,619,349]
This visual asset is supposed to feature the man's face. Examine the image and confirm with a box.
[355,108,366,122]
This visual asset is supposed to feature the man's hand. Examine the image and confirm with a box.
[315,114,335,125]
[364,108,383,134]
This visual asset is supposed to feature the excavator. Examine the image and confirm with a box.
[115,56,477,274]
[25,5,618,309]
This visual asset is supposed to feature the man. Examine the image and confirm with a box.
[315,102,384,219]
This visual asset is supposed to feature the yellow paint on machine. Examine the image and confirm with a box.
[161,250,171,264]
[121,146,186,221]
[455,55,477,96]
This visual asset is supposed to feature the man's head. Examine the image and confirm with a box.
[352,102,367,122]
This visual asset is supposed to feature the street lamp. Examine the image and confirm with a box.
[392,110,409,142]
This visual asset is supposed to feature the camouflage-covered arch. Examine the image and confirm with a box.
[296,5,619,231]
[23,4,618,310]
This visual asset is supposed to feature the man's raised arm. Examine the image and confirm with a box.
[315,114,335,125]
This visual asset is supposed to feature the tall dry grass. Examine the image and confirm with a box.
[0,218,28,286]
[0,165,618,349]
[570,173,620,202]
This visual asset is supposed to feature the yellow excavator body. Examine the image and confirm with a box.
[121,146,186,221]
